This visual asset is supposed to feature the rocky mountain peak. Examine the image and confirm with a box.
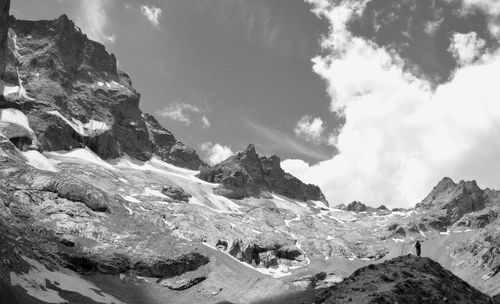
[415,177,493,228]
[197,144,326,203]
[11,13,118,85]
[346,201,368,212]
[0,12,204,169]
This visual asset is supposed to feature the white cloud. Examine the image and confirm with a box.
[294,115,326,144]
[288,0,500,208]
[246,119,331,161]
[202,116,211,129]
[140,5,162,28]
[156,102,210,128]
[75,0,116,44]
[459,0,500,15]
[200,142,234,165]
[448,32,486,66]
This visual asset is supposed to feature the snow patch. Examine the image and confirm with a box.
[46,148,116,171]
[123,205,133,215]
[10,256,124,304]
[22,151,58,172]
[46,110,110,136]
[440,229,451,235]
[392,238,405,243]
[123,195,140,203]
[142,187,169,198]
[0,108,36,140]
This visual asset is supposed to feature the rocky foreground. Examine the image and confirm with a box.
[313,255,497,304]
[1,1,500,303]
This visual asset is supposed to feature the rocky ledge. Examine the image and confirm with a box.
[197,144,326,202]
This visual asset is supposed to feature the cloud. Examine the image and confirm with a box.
[156,102,210,128]
[294,115,327,144]
[286,0,500,208]
[201,116,211,129]
[246,119,331,161]
[448,32,486,66]
[75,0,116,44]
[200,142,234,165]
[458,0,500,15]
[140,5,162,28]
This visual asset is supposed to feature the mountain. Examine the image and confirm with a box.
[1,2,500,304]
[197,144,326,202]
[313,255,496,304]
[1,12,203,169]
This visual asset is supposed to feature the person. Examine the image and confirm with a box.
[415,241,421,257]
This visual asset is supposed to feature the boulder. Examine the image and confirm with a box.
[161,185,191,202]
[160,275,206,290]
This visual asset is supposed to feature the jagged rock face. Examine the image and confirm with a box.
[0,14,203,169]
[144,113,204,169]
[0,0,9,81]
[346,201,368,212]
[197,144,326,202]
[315,255,496,304]
[416,177,492,225]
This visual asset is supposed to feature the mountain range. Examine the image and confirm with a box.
[1,1,500,303]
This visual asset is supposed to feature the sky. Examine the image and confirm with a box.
[10,0,500,208]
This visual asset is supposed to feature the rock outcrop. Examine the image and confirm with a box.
[1,13,203,169]
[197,144,326,202]
[416,177,497,227]
[314,255,496,304]
[0,0,10,82]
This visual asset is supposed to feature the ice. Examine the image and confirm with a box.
[46,110,110,136]
[22,151,58,172]
[440,229,451,235]
[46,148,117,171]
[10,256,124,304]
[123,205,133,215]
[123,195,140,203]
[142,187,169,198]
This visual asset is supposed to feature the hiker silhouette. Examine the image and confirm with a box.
[415,241,421,257]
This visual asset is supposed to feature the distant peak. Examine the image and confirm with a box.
[437,176,456,187]
[245,144,256,154]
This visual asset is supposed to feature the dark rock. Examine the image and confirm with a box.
[160,275,207,291]
[346,201,368,212]
[161,185,191,202]
[292,272,328,289]
[197,144,327,203]
[132,252,209,278]
[314,255,496,304]
[0,0,10,82]
[144,113,204,170]
[416,177,491,225]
